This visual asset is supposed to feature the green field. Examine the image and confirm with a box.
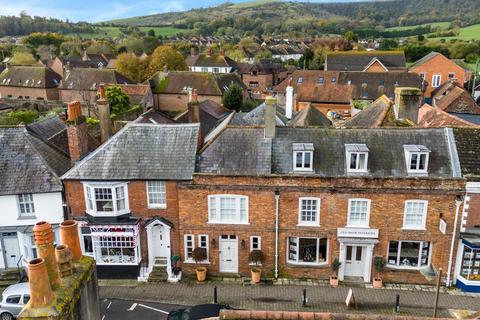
[385,22,450,32]
[67,26,185,39]
[430,23,480,41]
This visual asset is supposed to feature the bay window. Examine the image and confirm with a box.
[208,195,248,224]
[388,241,431,269]
[287,237,328,265]
[83,183,129,216]
[460,246,480,281]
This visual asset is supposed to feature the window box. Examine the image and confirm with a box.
[298,197,320,226]
[83,182,130,217]
[208,195,248,224]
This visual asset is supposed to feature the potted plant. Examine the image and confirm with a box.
[373,256,385,289]
[330,258,341,288]
[248,249,264,284]
[192,247,207,282]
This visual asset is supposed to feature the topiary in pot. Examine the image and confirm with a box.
[192,247,207,282]
[330,258,341,288]
[373,256,385,288]
[248,249,264,284]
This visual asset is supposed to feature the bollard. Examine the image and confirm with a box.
[302,288,307,307]
[395,294,400,313]
[214,285,218,304]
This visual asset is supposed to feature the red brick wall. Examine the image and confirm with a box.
[0,86,59,100]
[465,193,480,229]
[178,175,464,284]
[63,180,181,261]
[365,61,387,72]
[409,54,471,98]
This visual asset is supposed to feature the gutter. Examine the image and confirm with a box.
[274,190,280,279]
[446,195,463,286]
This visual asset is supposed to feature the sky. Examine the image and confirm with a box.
[0,0,360,23]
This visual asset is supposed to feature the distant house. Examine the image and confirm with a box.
[58,68,133,109]
[270,46,303,62]
[0,126,71,271]
[418,104,478,128]
[148,71,246,112]
[432,81,480,116]
[237,60,287,98]
[324,51,407,72]
[0,66,61,100]
[186,48,238,74]
[409,52,472,98]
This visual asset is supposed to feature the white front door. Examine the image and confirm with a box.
[344,245,365,278]
[219,235,238,273]
[3,233,21,268]
[152,225,170,264]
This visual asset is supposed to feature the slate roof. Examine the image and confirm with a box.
[176,100,232,137]
[453,128,480,177]
[62,123,199,181]
[0,66,61,88]
[231,102,288,126]
[198,126,458,179]
[186,53,238,69]
[26,116,70,155]
[325,51,406,71]
[135,109,178,125]
[0,127,71,195]
[59,68,133,91]
[289,104,331,127]
[418,104,477,128]
[149,71,246,96]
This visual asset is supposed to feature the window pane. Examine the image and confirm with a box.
[6,295,21,304]
[419,154,426,170]
[349,153,357,169]
[358,153,366,170]
[83,236,93,253]
[209,197,217,220]
[410,154,418,170]
[220,197,236,221]
[405,202,425,227]
[349,200,368,226]
[288,237,298,261]
[300,199,318,223]
[304,152,311,168]
[399,242,420,267]
[295,152,303,168]
[147,181,166,206]
[94,188,113,211]
[298,238,317,263]
[319,238,327,262]
[346,246,352,261]
[388,241,399,265]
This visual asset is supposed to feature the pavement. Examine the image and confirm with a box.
[99,281,480,318]
[100,298,184,320]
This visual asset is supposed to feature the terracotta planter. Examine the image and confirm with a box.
[251,268,261,284]
[330,275,339,288]
[196,267,207,282]
[373,277,383,289]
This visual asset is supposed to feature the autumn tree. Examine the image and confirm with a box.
[115,52,150,83]
[149,46,187,74]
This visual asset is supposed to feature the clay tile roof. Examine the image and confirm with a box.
[433,82,480,115]
[0,66,61,88]
[325,51,406,71]
[418,104,478,128]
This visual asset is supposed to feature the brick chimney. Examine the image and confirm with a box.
[33,221,61,289]
[264,96,277,139]
[26,258,54,308]
[285,78,294,120]
[66,101,89,162]
[188,89,203,150]
[393,87,423,124]
[97,84,112,143]
[207,47,213,57]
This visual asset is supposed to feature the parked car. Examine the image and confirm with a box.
[167,304,229,320]
[0,283,29,320]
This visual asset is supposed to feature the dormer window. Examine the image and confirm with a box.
[83,182,129,216]
[317,77,324,84]
[404,145,430,174]
[345,144,369,173]
[331,77,336,83]
[293,143,314,172]
[297,77,303,84]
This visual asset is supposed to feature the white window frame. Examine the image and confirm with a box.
[198,234,209,263]
[17,193,35,217]
[250,236,261,252]
[184,234,209,263]
[82,182,130,217]
[293,151,313,172]
[387,241,431,270]
[298,197,321,226]
[208,195,249,224]
[287,237,329,266]
[404,145,430,174]
[347,198,371,228]
[345,144,369,173]
[448,72,455,79]
[184,234,195,262]
[402,200,428,230]
[432,74,441,87]
[146,181,167,209]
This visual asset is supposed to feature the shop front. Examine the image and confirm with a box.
[456,235,480,292]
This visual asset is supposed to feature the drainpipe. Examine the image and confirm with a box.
[446,195,463,287]
[274,190,280,279]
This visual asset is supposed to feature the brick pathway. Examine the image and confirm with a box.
[99,282,480,318]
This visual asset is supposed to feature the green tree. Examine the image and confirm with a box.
[115,52,150,83]
[149,45,187,74]
[124,36,146,55]
[222,84,243,111]
[105,86,130,115]
[86,40,114,55]
[10,48,37,65]
[310,47,325,70]
[343,31,358,42]
[23,32,66,48]
[147,29,156,37]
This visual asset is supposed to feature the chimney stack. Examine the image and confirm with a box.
[66,101,89,163]
[190,47,197,56]
[264,96,277,139]
[393,87,423,124]
[33,221,61,289]
[27,258,54,308]
[97,84,112,143]
[188,89,200,124]
[220,48,225,56]
[207,47,213,57]
[60,220,82,261]
[285,78,294,120]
